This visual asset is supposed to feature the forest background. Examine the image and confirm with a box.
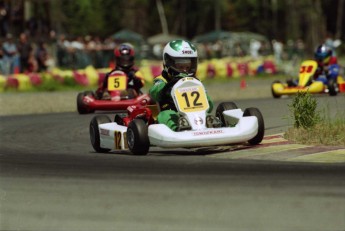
[2,0,345,56]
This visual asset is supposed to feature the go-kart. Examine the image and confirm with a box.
[89,76,265,155]
[77,71,153,114]
[271,60,344,98]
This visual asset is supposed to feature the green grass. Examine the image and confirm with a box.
[284,91,345,146]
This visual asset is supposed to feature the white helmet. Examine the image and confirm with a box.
[163,40,198,76]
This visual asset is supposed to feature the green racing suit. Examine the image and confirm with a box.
[149,71,214,131]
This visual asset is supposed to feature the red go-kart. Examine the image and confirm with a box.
[77,71,154,114]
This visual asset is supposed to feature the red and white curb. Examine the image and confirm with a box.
[210,134,345,163]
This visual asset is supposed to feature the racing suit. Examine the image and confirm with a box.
[314,56,340,84]
[98,66,144,99]
[149,70,214,131]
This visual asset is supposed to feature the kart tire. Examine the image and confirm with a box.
[271,80,282,98]
[127,119,150,155]
[77,92,89,114]
[216,102,238,126]
[114,114,125,126]
[85,90,95,97]
[327,78,338,96]
[84,91,95,113]
[243,107,265,145]
[89,115,112,153]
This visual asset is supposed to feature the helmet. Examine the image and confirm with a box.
[114,43,135,69]
[314,44,332,65]
[163,40,198,76]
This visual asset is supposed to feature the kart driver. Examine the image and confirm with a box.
[97,43,144,100]
[313,44,339,84]
[287,43,340,86]
[149,39,220,131]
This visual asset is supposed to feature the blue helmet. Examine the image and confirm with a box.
[314,44,332,65]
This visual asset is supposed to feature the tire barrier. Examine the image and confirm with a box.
[1,57,277,92]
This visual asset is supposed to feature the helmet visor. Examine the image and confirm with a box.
[174,58,192,73]
[117,55,134,68]
[172,57,197,74]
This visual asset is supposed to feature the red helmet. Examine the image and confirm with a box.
[114,43,135,69]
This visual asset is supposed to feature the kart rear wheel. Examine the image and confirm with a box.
[127,119,150,155]
[89,115,112,153]
[243,107,265,145]
[271,80,282,98]
[216,102,238,126]
[327,78,338,96]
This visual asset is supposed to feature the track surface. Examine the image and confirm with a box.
[1,95,345,231]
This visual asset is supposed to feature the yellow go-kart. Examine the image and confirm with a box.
[271,60,345,98]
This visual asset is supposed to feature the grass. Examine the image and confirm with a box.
[284,91,345,146]
[284,120,345,146]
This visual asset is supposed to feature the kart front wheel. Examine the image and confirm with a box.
[243,107,265,145]
[77,91,95,114]
[127,119,150,155]
[77,92,88,114]
[90,115,112,153]
[271,80,282,99]
[216,102,238,126]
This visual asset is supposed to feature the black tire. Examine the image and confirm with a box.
[85,91,95,113]
[84,90,95,97]
[89,115,112,153]
[243,107,265,145]
[215,102,238,126]
[127,119,150,155]
[77,92,89,114]
[328,78,338,96]
[114,114,125,126]
[271,80,282,98]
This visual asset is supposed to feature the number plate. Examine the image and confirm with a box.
[175,86,208,113]
[108,76,127,91]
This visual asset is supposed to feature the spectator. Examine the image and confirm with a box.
[0,42,5,74]
[27,50,38,73]
[2,33,19,74]
[17,32,33,73]
[0,2,9,37]
[272,39,283,65]
[35,41,49,72]
[249,39,261,59]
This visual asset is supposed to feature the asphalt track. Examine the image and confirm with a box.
[1,94,345,231]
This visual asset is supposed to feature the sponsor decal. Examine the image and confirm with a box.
[193,130,224,136]
[84,96,94,103]
[127,105,136,113]
[194,117,203,125]
[182,50,193,54]
[100,129,109,136]
[178,86,198,93]
[114,131,121,149]
[114,131,127,150]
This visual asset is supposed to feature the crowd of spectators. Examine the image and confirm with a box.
[0,31,121,76]
[0,29,309,77]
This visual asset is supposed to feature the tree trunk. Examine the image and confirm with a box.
[156,0,169,34]
[335,0,344,39]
